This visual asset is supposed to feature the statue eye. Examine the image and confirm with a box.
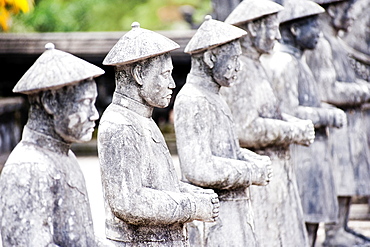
[162,71,171,79]
[81,99,91,106]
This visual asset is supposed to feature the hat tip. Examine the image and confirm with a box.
[45,43,55,50]
[131,22,140,29]
[204,15,212,21]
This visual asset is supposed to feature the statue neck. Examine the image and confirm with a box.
[240,35,261,60]
[189,56,221,93]
[26,104,70,146]
[114,70,151,109]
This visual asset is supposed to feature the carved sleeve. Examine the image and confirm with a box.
[306,38,369,107]
[174,96,254,190]
[98,121,196,226]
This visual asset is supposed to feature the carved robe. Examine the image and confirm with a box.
[174,73,262,247]
[220,55,309,247]
[262,44,339,223]
[98,92,203,247]
[306,36,370,196]
[0,127,97,247]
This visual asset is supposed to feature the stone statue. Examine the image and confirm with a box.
[174,16,273,247]
[305,0,370,245]
[261,1,348,246]
[342,0,370,82]
[220,0,315,246]
[98,22,220,247]
[0,43,106,246]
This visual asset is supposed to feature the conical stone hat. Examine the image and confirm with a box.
[184,15,247,54]
[279,0,325,24]
[103,22,180,66]
[225,0,284,26]
[13,43,105,94]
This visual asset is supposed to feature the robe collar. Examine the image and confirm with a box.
[113,91,153,118]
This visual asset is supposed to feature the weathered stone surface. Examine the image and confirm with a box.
[277,0,324,24]
[220,1,313,246]
[175,17,272,247]
[184,15,247,54]
[103,22,180,67]
[0,44,105,246]
[13,43,104,95]
[305,0,370,245]
[261,1,347,245]
[98,24,219,247]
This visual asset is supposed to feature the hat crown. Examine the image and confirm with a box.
[185,15,247,54]
[225,0,284,25]
[103,22,180,66]
[13,43,104,94]
[279,0,325,24]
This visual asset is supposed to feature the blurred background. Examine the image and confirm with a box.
[1,0,211,32]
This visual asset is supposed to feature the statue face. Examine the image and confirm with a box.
[254,14,281,54]
[139,53,175,108]
[212,40,242,87]
[53,79,99,143]
[294,16,320,50]
[330,0,354,32]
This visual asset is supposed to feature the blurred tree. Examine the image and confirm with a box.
[0,0,32,31]
[10,0,211,32]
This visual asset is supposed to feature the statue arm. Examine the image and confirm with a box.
[307,38,370,107]
[99,123,203,226]
[239,116,315,148]
[0,162,59,246]
[293,104,346,129]
[174,97,265,190]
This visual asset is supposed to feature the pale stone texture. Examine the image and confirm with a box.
[305,0,370,245]
[0,44,105,246]
[99,24,219,247]
[1,127,98,246]
[261,1,347,245]
[175,16,272,247]
[220,1,313,245]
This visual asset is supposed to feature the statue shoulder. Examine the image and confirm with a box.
[261,51,297,77]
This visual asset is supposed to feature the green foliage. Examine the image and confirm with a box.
[10,0,211,32]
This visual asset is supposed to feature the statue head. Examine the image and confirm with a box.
[202,40,242,87]
[13,43,104,143]
[225,0,284,54]
[278,0,324,50]
[104,22,179,108]
[325,0,355,32]
[130,53,175,108]
[185,15,246,87]
[29,79,99,143]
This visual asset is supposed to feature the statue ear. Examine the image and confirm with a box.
[132,64,144,86]
[41,90,58,115]
[247,22,257,37]
[290,24,299,37]
[203,50,215,69]
[327,5,336,18]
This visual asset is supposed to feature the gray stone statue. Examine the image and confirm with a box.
[220,0,315,246]
[0,43,106,246]
[305,0,370,245]
[261,0,348,246]
[98,22,220,247]
[174,16,273,247]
